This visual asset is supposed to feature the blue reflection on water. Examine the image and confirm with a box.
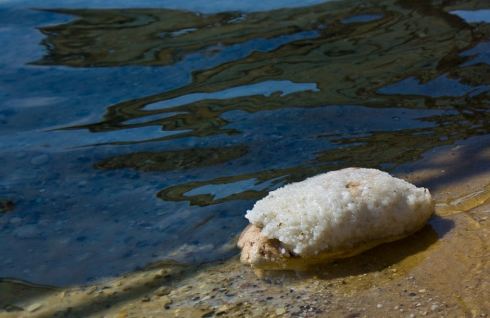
[461,40,490,66]
[341,13,383,24]
[185,178,276,200]
[0,0,330,12]
[451,9,490,23]
[378,75,489,97]
[146,80,319,110]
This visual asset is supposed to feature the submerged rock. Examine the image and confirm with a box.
[238,168,434,274]
[0,199,15,213]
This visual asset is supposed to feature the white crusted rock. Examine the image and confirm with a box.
[238,168,434,271]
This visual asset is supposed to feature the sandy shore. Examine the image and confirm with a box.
[1,135,489,318]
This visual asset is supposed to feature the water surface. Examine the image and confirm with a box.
[0,0,489,287]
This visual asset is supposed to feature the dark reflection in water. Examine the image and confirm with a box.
[96,146,248,172]
[0,0,489,286]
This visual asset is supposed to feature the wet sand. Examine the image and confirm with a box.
[1,135,489,318]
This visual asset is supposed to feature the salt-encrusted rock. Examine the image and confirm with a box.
[238,168,434,272]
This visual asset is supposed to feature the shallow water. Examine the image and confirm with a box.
[0,0,489,292]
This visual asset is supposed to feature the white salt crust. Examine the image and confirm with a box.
[245,168,433,256]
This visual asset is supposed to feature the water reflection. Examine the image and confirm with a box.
[378,75,489,97]
[451,9,490,23]
[96,146,247,172]
[185,178,277,201]
[0,0,489,286]
[144,80,319,111]
[341,13,384,24]
[460,40,490,66]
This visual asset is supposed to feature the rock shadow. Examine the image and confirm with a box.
[259,216,454,281]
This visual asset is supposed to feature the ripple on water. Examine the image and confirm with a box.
[0,0,490,289]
